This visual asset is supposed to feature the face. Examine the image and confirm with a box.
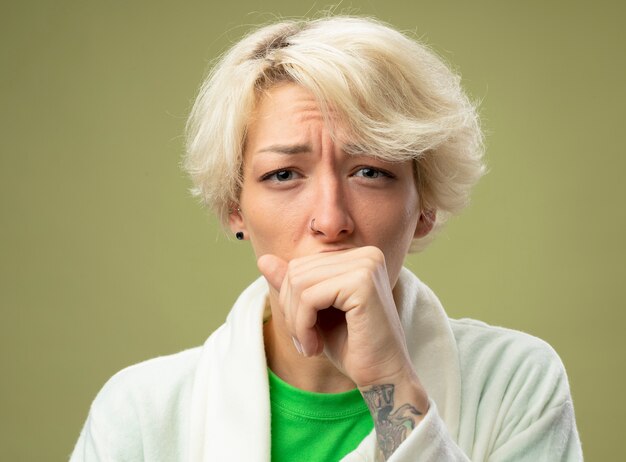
[230,83,433,287]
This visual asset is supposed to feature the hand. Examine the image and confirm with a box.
[257,246,415,388]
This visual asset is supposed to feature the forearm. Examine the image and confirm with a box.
[360,371,430,460]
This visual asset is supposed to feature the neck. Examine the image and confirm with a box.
[263,299,356,394]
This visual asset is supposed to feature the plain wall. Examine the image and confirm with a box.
[1,0,624,459]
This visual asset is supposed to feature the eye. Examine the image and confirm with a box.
[352,167,393,179]
[274,170,293,181]
[356,167,381,178]
[261,169,300,182]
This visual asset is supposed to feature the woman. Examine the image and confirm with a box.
[71,16,582,461]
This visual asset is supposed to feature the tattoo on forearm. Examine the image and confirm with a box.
[362,384,423,460]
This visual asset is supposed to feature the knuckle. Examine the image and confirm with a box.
[289,273,306,292]
[369,246,386,264]
[359,246,385,267]
[299,287,313,306]
[286,258,299,275]
[355,267,373,283]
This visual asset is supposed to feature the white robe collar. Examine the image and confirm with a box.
[187,267,461,461]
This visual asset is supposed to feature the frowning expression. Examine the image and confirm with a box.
[230,83,431,287]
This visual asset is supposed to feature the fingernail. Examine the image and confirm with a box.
[292,336,304,355]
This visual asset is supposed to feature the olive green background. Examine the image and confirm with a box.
[1,1,624,460]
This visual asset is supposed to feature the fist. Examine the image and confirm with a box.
[258,246,414,388]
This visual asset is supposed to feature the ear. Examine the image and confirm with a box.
[414,209,436,239]
[228,204,247,235]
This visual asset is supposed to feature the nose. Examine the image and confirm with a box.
[309,174,355,241]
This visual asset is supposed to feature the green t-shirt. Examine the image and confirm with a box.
[268,368,374,462]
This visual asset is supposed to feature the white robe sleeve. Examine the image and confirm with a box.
[385,322,583,462]
[388,399,469,461]
[387,398,581,461]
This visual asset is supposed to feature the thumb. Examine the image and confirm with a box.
[257,254,288,291]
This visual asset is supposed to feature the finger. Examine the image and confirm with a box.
[284,256,374,349]
[286,255,378,296]
[257,254,288,291]
[284,251,382,347]
[295,277,351,357]
[286,247,387,292]
[258,254,293,329]
[288,246,383,272]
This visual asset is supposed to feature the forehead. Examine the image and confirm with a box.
[253,82,321,117]
[246,83,342,145]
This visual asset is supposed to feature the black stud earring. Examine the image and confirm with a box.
[235,231,244,240]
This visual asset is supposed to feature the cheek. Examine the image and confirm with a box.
[363,187,419,238]
[250,225,302,261]
[379,212,418,250]
[366,189,419,273]
[240,194,302,257]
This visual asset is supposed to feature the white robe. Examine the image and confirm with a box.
[70,268,583,461]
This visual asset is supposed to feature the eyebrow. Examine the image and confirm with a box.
[256,144,312,155]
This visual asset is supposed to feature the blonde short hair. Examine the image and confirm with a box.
[184,16,485,250]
